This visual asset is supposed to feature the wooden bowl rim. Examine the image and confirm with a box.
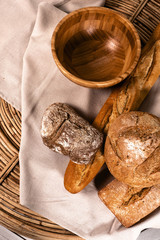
[51,7,141,88]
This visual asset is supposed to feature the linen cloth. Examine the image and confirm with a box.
[0,1,160,240]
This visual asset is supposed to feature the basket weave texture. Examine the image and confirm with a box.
[105,0,160,45]
[0,0,160,239]
[0,98,81,239]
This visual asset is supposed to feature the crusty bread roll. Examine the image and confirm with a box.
[105,111,160,188]
[64,24,160,193]
[98,179,160,227]
[41,103,103,164]
[99,111,160,227]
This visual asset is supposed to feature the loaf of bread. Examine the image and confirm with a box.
[41,103,103,164]
[105,111,160,188]
[64,24,160,193]
[99,110,160,227]
[98,179,160,227]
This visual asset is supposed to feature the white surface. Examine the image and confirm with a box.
[137,228,160,240]
[1,225,160,240]
[0,225,32,240]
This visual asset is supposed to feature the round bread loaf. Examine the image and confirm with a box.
[105,111,160,188]
[41,103,103,164]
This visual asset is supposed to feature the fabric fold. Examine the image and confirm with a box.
[0,1,160,239]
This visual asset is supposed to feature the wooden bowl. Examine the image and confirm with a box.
[51,7,141,88]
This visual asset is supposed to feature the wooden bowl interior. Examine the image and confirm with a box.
[54,8,140,83]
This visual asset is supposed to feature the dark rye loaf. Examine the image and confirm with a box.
[41,103,103,164]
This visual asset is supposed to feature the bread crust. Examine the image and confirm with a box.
[41,103,103,164]
[98,179,160,227]
[64,24,160,193]
[105,111,160,187]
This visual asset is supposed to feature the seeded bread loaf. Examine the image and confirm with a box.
[64,24,160,193]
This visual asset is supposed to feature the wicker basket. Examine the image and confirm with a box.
[0,98,81,239]
[105,0,160,45]
[0,0,160,239]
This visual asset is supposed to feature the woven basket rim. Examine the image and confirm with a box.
[1,0,160,238]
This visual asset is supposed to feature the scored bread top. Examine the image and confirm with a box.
[105,111,160,187]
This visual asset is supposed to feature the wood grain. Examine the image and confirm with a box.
[51,7,141,88]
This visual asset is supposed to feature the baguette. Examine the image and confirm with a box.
[98,179,160,227]
[64,24,160,193]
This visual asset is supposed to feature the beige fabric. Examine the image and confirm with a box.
[0,0,52,111]
[0,1,160,239]
[0,0,105,111]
